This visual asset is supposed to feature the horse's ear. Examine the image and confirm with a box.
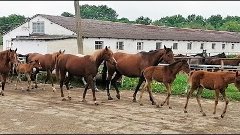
[63,50,65,53]
[15,48,17,52]
[236,71,239,77]
[59,49,61,53]
[164,45,167,50]
[105,46,108,50]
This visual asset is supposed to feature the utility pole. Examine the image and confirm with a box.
[74,0,83,54]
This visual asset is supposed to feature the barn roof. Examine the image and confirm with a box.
[6,14,240,43]
[12,34,76,41]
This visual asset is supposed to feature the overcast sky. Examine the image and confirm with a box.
[1,1,240,20]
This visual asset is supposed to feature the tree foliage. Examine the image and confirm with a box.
[61,12,74,17]
[0,14,26,34]
[135,16,152,25]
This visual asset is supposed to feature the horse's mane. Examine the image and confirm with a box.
[167,60,187,68]
[139,49,161,55]
[90,49,104,61]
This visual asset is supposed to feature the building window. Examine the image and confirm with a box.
[200,43,204,49]
[232,44,235,49]
[187,42,192,50]
[222,44,225,50]
[95,41,103,49]
[212,43,216,49]
[156,42,162,49]
[137,42,143,50]
[173,43,178,50]
[32,22,44,33]
[116,41,124,50]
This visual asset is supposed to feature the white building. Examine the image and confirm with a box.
[3,14,240,55]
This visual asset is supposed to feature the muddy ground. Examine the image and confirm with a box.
[0,82,240,134]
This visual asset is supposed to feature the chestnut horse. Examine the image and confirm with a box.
[104,45,175,102]
[0,49,18,96]
[56,46,117,105]
[26,50,65,91]
[139,59,190,107]
[15,60,42,91]
[184,70,240,118]
[208,55,240,66]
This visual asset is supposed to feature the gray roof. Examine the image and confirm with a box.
[12,34,76,41]
[7,14,240,43]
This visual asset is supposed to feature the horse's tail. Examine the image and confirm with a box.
[55,57,60,81]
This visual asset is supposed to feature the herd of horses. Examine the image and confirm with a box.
[0,46,240,118]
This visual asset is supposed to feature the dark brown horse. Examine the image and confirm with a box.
[26,50,65,91]
[56,46,117,105]
[0,49,18,96]
[104,45,175,102]
[15,60,42,91]
[208,55,240,66]
[184,70,240,118]
[139,60,190,108]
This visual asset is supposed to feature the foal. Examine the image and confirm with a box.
[139,60,190,108]
[15,60,42,90]
[184,70,240,118]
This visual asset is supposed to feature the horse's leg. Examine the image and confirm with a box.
[196,87,206,116]
[26,73,31,91]
[49,70,56,92]
[81,77,87,86]
[106,70,114,100]
[88,76,98,105]
[213,89,220,115]
[133,76,145,102]
[0,74,7,96]
[184,87,196,113]
[82,81,89,103]
[15,73,21,90]
[111,73,122,100]
[64,73,72,100]
[146,81,156,105]
[60,70,66,101]
[161,83,172,109]
[220,90,229,118]
[93,77,99,92]
[139,81,148,106]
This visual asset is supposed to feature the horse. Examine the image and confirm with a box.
[104,45,175,102]
[15,60,42,91]
[0,49,18,96]
[138,59,190,107]
[26,50,65,91]
[184,70,240,118]
[207,55,240,66]
[204,52,226,65]
[56,46,117,105]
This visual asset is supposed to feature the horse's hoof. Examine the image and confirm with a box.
[160,103,164,106]
[35,85,38,88]
[132,99,137,102]
[116,94,120,99]
[26,89,30,92]
[81,99,87,102]
[68,96,72,100]
[95,89,99,92]
[108,97,113,100]
[184,110,188,113]
[152,102,156,105]
[202,113,206,116]
[156,105,160,108]
[140,103,143,106]
[213,112,216,114]
[169,106,172,109]
[62,98,67,101]
[94,101,99,105]
[221,114,224,118]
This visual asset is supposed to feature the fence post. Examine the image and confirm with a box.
[221,59,224,70]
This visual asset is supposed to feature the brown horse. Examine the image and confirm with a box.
[56,46,117,105]
[26,50,65,91]
[15,60,42,91]
[139,59,190,108]
[104,45,175,102]
[184,70,240,118]
[0,49,18,96]
[208,55,240,66]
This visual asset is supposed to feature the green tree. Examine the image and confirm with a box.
[220,21,240,32]
[0,14,26,34]
[61,12,74,17]
[80,4,118,21]
[157,14,186,27]
[135,16,152,25]
[206,14,223,29]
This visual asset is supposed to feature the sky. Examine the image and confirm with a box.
[1,1,240,20]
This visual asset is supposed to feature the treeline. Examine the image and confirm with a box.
[1,4,240,44]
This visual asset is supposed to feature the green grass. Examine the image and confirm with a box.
[119,73,240,101]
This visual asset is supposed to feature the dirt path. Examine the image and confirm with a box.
[0,82,240,134]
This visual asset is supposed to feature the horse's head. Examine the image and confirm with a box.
[180,60,191,74]
[235,71,240,91]
[220,52,226,58]
[102,46,117,66]
[8,48,18,65]
[30,60,42,69]
[161,45,174,64]
[52,50,65,62]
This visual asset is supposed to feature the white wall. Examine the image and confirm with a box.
[47,38,78,54]
[3,15,75,51]
[12,40,47,55]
